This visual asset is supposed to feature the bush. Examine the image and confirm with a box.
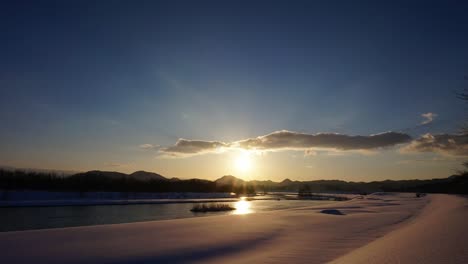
[190,203,235,212]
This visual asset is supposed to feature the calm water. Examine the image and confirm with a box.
[0,199,331,232]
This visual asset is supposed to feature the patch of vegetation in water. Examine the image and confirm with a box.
[190,203,235,212]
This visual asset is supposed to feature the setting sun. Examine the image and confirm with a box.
[234,153,252,172]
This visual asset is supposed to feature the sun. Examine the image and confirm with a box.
[235,152,252,172]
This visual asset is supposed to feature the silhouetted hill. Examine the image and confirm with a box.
[214,175,255,194]
[1,168,467,195]
[250,179,275,186]
[215,175,245,186]
[248,175,468,194]
[130,171,167,181]
[73,170,128,179]
[71,170,168,181]
[280,179,293,185]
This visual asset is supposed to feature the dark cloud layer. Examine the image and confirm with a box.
[161,139,229,155]
[402,133,468,156]
[160,130,412,156]
[234,130,412,151]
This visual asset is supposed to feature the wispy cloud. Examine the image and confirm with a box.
[139,144,160,150]
[104,162,131,168]
[401,133,468,156]
[159,130,412,157]
[396,157,459,165]
[420,112,438,125]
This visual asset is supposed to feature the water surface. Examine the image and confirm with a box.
[0,199,331,232]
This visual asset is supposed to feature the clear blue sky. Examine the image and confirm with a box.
[1,1,467,181]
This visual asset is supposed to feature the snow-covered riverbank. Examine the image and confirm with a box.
[1,193,466,263]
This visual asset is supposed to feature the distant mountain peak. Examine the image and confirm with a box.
[129,171,167,181]
[77,170,128,178]
[73,170,167,181]
[216,175,240,180]
[215,175,245,186]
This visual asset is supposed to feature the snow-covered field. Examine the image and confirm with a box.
[0,193,466,263]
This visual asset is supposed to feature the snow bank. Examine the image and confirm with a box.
[0,193,466,263]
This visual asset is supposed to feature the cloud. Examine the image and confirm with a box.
[160,139,229,157]
[104,162,131,168]
[159,130,412,157]
[304,150,318,156]
[233,130,412,151]
[401,133,468,156]
[396,157,459,165]
[420,112,438,125]
[139,144,160,150]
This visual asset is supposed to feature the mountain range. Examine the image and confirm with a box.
[1,167,468,194]
[59,170,468,194]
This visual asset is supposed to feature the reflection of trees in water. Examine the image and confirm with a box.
[298,184,312,197]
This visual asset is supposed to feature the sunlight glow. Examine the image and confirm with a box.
[233,197,252,215]
[234,152,252,172]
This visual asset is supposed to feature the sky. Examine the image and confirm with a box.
[1,1,468,181]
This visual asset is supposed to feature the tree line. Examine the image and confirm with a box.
[1,169,467,195]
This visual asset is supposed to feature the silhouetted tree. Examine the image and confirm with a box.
[298,184,312,197]
[457,75,468,171]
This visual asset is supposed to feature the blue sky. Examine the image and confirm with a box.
[1,1,468,180]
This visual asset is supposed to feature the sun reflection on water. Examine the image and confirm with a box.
[232,197,252,215]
